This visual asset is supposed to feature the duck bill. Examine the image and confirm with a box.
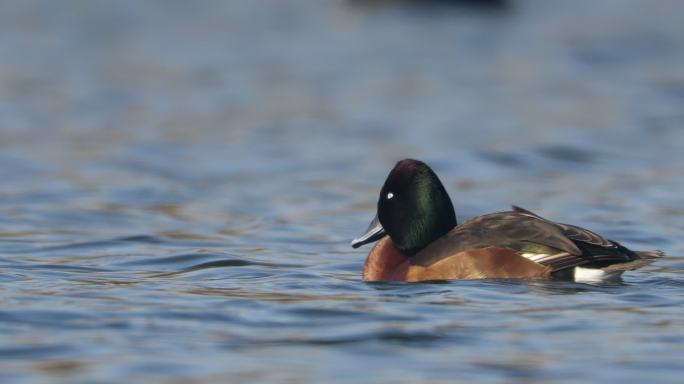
[351,214,387,248]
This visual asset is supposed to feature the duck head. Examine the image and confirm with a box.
[351,159,457,256]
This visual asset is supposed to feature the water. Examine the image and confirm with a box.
[1,0,684,382]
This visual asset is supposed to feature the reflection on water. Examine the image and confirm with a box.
[1,0,684,383]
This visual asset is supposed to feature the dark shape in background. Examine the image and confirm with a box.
[347,0,509,10]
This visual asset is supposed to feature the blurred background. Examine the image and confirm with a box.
[1,1,683,383]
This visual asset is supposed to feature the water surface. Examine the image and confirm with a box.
[1,1,684,383]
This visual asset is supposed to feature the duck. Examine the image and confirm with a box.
[351,159,663,282]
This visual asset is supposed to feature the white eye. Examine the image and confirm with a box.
[386,192,394,200]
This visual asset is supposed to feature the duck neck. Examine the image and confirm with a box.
[363,237,410,281]
[396,202,457,257]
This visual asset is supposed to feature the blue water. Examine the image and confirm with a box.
[1,1,684,383]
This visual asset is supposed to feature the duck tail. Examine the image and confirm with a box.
[634,250,665,260]
[595,250,664,275]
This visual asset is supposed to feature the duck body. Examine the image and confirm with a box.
[353,159,663,282]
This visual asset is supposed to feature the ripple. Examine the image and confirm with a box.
[536,145,598,164]
[6,264,108,273]
[147,256,302,278]
[0,344,74,360]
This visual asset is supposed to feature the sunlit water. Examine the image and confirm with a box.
[1,1,684,383]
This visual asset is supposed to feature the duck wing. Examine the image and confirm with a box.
[511,206,643,267]
[414,207,637,272]
[511,205,617,248]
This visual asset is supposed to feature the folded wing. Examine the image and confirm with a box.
[414,206,639,272]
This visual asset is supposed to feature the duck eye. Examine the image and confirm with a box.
[386,192,394,200]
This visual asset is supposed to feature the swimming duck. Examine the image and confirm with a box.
[351,159,663,282]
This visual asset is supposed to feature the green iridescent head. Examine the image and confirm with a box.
[352,159,457,256]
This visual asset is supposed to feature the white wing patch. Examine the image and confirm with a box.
[520,253,549,262]
[520,252,570,264]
